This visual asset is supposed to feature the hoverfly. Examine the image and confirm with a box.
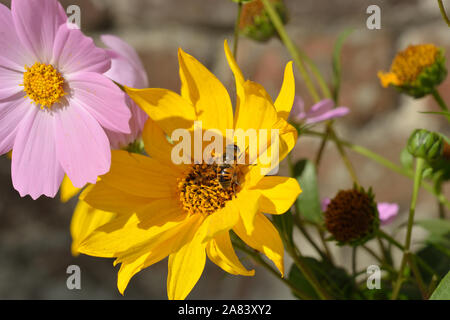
[216,144,253,196]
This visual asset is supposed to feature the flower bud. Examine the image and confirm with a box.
[407,129,444,162]
[324,186,379,246]
[239,0,288,42]
[378,44,447,98]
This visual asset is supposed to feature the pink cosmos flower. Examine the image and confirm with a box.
[290,96,349,125]
[101,35,148,149]
[0,0,131,199]
[321,198,399,226]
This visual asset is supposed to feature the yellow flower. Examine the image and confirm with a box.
[78,40,301,300]
[378,44,447,98]
[60,177,117,256]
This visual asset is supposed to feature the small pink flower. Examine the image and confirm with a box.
[321,198,399,225]
[377,202,399,226]
[0,0,131,199]
[101,35,149,149]
[290,96,349,124]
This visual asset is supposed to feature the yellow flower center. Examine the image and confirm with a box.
[390,44,439,84]
[22,62,66,108]
[177,163,241,215]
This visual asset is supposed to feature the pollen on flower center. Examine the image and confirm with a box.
[390,44,439,84]
[21,62,66,108]
[177,163,241,216]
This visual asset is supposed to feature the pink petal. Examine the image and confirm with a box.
[0,3,33,70]
[0,94,31,155]
[289,95,306,122]
[12,107,64,199]
[52,24,111,75]
[378,202,399,226]
[12,0,66,63]
[321,198,331,212]
[307,99,334,117]
[305,106,349,125]
[0,66,23,100]
[54,103,111,188]
[67,72,131,134]
[101,35,148,88]
[105,96,147,149]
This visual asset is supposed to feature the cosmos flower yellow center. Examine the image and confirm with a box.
[22,62,66,108]
[177,163,241,215]
[378,44,439,87]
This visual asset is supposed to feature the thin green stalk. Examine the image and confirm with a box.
[304,129,450,209]
[391,158,425,300]
[406,253,429,299]
[260,0,320,103]
[328,127,359,185]
[298,49,332,99]
[292,213,330,262]
[233,2,243,59]
[285,244,333,300]
[438,0,450,27]
[431,89,450,122]
[235,243,314,300]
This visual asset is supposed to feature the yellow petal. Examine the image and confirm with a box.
[6,151,12,159]
[206,232,255,276]
[223,40,245,127]
[82,180,151,214]
[125,86,196,136]
[178,47,233,135]
[233,189,260,235]
[142,117,174,164]
[274,61,295,120]
[167,232,207,300]
[60,175,81,203]
[251,176,301,214]
[115,214,203,295]
[233,212,285,276]
[70,199,115,256]
[100,150,179,198]
[243,118,297,188]
[78,199,185,258]
[198,199,240,243]
[235,80,279,132]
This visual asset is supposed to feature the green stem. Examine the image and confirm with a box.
[431,89,450,122]
[328,127,359,185]
[234,241,314,300]
[304,129,450,209]
[406,253,429,299]
[298,49,332,99]
[285,244,333,300]
[391,158,425,300]
[260,0,321,103]
[292,213,330,262]
[438,0,450,27]
[233,2,243,59]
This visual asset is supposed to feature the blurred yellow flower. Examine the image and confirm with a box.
[378,44,446,97]
[78,40,301,300]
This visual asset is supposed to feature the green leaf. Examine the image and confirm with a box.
[419,111,450,117]
[332,28,353,103]
[288,257,357,299]
[415,219,450,245]
[294,159,323,223]
[400,147,414,170]
[430,271,450,300]
[272,211,294,247]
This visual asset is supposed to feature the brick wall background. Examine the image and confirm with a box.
[0,0,449,299]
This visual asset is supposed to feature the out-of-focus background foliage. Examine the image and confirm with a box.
[0,0,449,299]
